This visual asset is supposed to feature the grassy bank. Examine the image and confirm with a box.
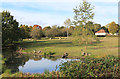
[19,37,118,58]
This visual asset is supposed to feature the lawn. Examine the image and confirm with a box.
[19,37,118,58]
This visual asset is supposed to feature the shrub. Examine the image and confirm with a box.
[59,56,120,78]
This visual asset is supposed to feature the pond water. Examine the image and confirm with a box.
[3,49,80,74]
[19,58,80,73]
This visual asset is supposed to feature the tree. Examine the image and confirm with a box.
[43,26,51,37]
[43,26,51,31]
[68,26,75,36]
[73,0,94,26]
[0,12,2,46]
[108,21,118,34]
[64,18,72,38]
[30,28,43,39]
[19,25,32,38]
[72,25,95,48]
[72,0,97,48]
[85,21,94,33]
[100,26,109,33]
[2,11,20,45]
[93,24,101,33]
[45,26,61,38]
[58,26,67,37]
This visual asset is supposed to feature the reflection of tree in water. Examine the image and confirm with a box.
[2,49,29,73]
[44,56,58,61]
[26,54,59,61]
[2,47,61,73]
[29,54,42,61]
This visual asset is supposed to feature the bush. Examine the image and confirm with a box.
[59,56,120,78]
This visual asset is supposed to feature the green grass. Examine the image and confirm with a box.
[19,37,118,58]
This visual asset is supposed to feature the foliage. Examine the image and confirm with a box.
[93,24,101,32]
[59,56,120,78]
[59,27,67,37]
[19,24,32,39]
[72,25,96,47]
[72,1,97,47]
[44,51,56,56]
[0,12,2,44]
[45,26,61,38]
[108,21,118,34]
[68,26,75,36]
[30,28,43,39]
[100,26,109,33]
[2,11,21,45]
[3,56,119,78]
[73,0,94,26]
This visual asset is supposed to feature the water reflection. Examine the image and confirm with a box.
[3,50,80,74]
[2,50,29,73]
[19,58,80,74]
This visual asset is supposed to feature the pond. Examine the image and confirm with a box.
[2,49,80,74]
[19,58,80,73]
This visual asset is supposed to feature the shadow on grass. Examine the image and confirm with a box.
[19,40,73,48]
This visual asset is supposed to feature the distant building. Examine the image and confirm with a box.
[95,29,107,36]
[33,25,42,29]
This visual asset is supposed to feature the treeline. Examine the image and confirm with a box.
[19,21,119,39]
[1,11,119,46]
[19,22,103,39]
[1,1,120,46]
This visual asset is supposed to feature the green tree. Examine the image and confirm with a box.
[72,1,97,48]
[85,21,94,33]
[19,24,32,38]
[30,28,43,39]
[2,11,20,45]
[73,0,94,26]
[45,26,61,38]
[43,26,51,31]
[100,26,108,33]
[68,26,75,36]
[0,12,2,47]
[59,26,67,37]
[108,21,118,34]
[93,24,101,32]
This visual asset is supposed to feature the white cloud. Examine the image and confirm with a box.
[3,8,73,27]
[0,0,118,27]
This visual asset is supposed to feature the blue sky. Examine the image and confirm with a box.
[0,0,119,27]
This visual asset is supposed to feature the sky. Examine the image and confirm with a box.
[0,0,119,27]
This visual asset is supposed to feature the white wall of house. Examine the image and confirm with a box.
[95,33,106,36]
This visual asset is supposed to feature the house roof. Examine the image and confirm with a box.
[95,29,106,33]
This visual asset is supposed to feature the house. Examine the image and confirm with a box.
[95,29,107,36]
[33,25,42,29]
